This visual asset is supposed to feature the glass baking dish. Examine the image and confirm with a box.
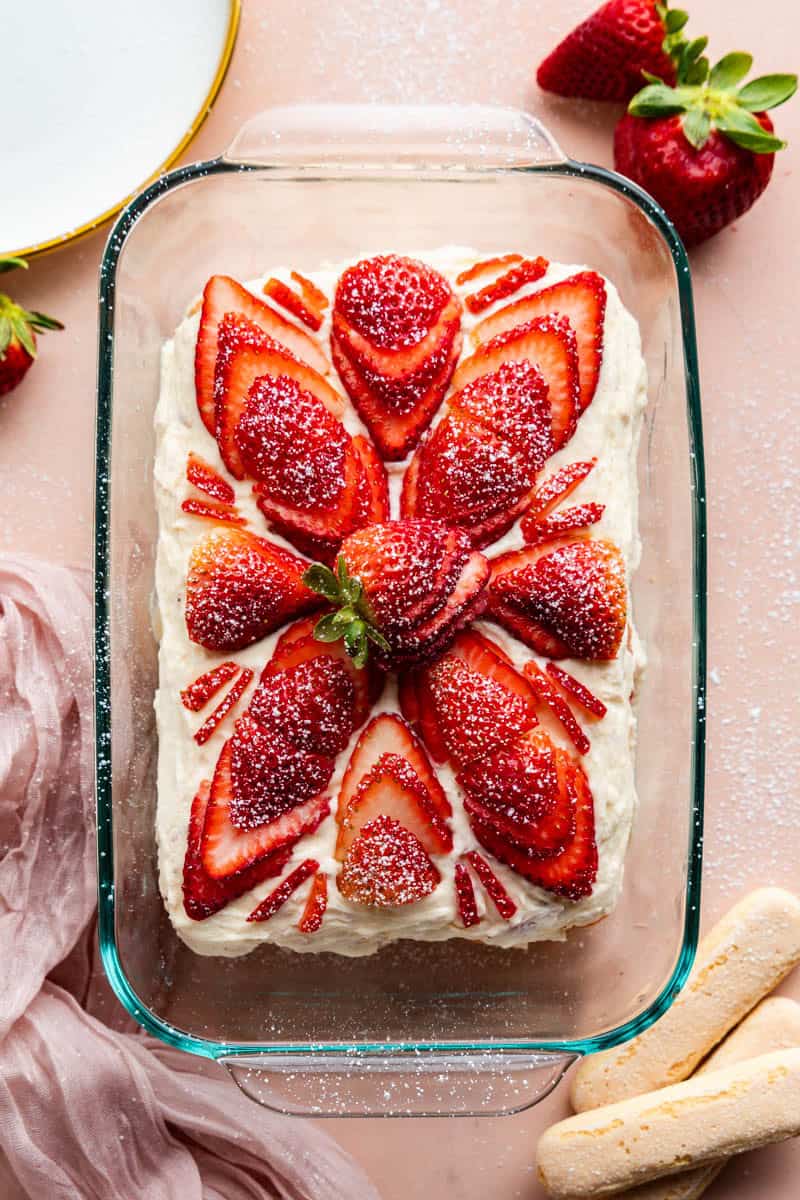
[94,104,706,1117]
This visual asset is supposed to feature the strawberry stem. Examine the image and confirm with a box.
[303,555,389,668]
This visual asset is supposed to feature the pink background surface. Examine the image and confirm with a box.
[3,1,799,1195]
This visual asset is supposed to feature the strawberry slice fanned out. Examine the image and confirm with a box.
[228,715,334,829]
[472,273,607,415]
[337,814,441,907]
[248,654,357,758]
[331,255,463,460]
[184,527,321,652]
[338,713,450,821]
[488,538,627,660]
[201,738,331,879]
[195,275,329,436]
[182,782,292,920]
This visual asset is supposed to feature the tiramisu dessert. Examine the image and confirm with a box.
[154,249,647,957]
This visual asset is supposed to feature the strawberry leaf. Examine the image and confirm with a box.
[0,316,10,354]
[303,563,342,603]
[716,107,786,152]
[313,612,347,642]
[11,316,35,359]
[737,73,798,111]
[27,311,64,332]
[682,108,711,149]
[709,52,753,89]
[629,83,688,117]
[664,8,689,33]
[0,257,28,274]
[684,54,709,85]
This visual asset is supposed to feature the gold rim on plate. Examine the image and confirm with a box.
[12,0,241,260]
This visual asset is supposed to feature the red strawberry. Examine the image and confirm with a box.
[228,715,333,829]
[615,48,797,245]
[522,502,605,546]
[463,257,549,314]
[180,497,245,526]
[184,527,320,652]
[537,0,676,102]
[195,275,329,435]
[247,858,320,923]
[268,617,384,731]
[546,662,608,718]
[462,851,517,919]
[201,738,331,879]
[337,815,440,907]
[337,713,450,822]
[193,666,254,746]
[298,871,328,932]
[524,661,591,755]
[448,361,554,463]
[213,313,342,480]
[182,782,292,920]
[420,630,538,768]
[454,862,480,927]
[335,753,452,861]
[186,452,235,503]
[263,276,323,331]
[0,259,63,396]
[181,661,240,711]
[247,655,356,757]
[471,759,598,900]
[303,520,489,669]
[527,460,597,520]
[331,254,462,459]
[453,317,579,449]
[456,254,523,286]
[398,669,451,765]
[488,538,627,660]
[472,273,607,415]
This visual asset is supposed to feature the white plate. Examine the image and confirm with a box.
[2,0,238,257]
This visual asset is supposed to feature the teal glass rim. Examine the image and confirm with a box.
[94,151,706,1064]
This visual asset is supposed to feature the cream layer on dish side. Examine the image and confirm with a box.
[154,248,647,957]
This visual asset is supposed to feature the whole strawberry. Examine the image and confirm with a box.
[615,52,797,244]
[0,256,63,396]
[537,0,680,102]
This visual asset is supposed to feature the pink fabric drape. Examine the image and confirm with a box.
[0,556,380,1200]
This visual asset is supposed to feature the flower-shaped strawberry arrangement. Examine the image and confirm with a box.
[179,254,625,937]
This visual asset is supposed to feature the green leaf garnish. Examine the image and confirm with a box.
[0,256,28,274]
[709,52,753,90]
[303,563,342,603]
[303,554,388,667]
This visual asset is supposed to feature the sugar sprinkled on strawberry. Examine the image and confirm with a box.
[454,862,480,926]
[336,254,450,350]
[337,815,440,908]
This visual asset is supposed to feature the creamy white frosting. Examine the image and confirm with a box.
[154,248,647,958]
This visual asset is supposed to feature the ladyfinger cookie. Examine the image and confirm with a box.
[537,1047,800,1200]
[601,997,800,1200]
[571,887,800,1111]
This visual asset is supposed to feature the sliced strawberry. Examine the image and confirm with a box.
[448,360,554,464]
[546,663,607,718]
[463,851,517,919]
[228,715,333,829]
[524,661,591,754]
[464,257,549,314]
[194,667,254,746]
[472,272,607,413]
[201,739,331,879]
[337,815,440,907]
[291,271,329,312]
[398,670,451,764]
[471,759,598,900]
[522,502,605,546]
[463,742,576,857]
[182,782,292,920]
[488,538,627,660]
[422,630,538,768]
[335,753,452,861]
[186,452,236,503]
[335,253,453,354]
[181,498,246,526]
[181,661,239,711]
[454,862,480,927]
[195,275,329,435]
[298,871,328,933]
[352,435,390,526]
[527,460,597,519]
[263,277,323,331]
[268,618,384,731]
[387,551,490,667]
[248,654,356,757]
[456,254,523,287]
[185,528,320,652]
[247,858,320,923]
[453,316,579,449]
[337,713,450,823]
[214,313,342,479]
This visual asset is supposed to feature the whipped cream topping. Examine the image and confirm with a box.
[154,248,648,957]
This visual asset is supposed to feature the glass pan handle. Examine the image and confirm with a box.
[223,103,566,169]
[219,1049,577,1117]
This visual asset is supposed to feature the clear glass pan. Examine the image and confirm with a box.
[95,105,706,1116]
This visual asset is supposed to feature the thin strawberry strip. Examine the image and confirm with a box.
[263,277,323,332]
[456,254,523,286]
[454,862,480,927]
[528,460,597,519]
[298,871,328,933]
[291,271,329,311]
[465,257,549,314]
[524,661,590,755]
[546,663,607,718]
[522,502,605,546]
[186,452,235,503]
[463,850,517,919]
[181,498,246,525]
[181,661,240,712]
[247,858,320,923]
[194,667,254,746]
